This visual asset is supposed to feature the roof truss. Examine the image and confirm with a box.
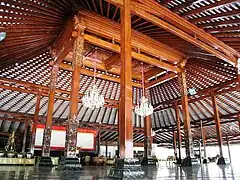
[107,0,240,66]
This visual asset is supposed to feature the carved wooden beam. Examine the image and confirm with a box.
[83,34,180,72]
[105,53,120,70]
[65,53,142,80]
[145,72,177,88]
[144,67,165,80]
[79,10,184,69]
[58,63,142,88]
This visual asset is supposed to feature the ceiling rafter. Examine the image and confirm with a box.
[79,10,184,67]
[106,0,240,66]
[83,34,180,72]
[181,0,239,17]
[58,63,142,88]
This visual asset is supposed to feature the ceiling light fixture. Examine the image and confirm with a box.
[82,48,105,110]
[134,63,153,117]
[0,32,6,42]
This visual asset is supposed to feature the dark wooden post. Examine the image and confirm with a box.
[97,123,101,156]
[175,102,182,164]
[226,136,232,163]
[237,58,240,89]
[237,59,240,129]
[105,141,108,157]
[65,24,85,157]
[22,121,28,153]
[201,122,208,163]
[30,93,41,154]
[178,62,194,166]
[210,90,225,164]
[119,0,133,159]
[238,114,240,131]
[173,130,177,160]
[42,64,59,157]
[143,115,153,165]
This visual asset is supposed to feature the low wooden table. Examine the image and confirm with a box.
[0,157,35,165]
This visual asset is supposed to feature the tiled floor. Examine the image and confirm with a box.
[0,162,239,179]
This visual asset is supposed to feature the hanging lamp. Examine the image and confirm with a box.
[82,48,105,110]
[134,63,153,117]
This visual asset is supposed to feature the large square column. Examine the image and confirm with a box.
[108,0,144,178]
[118,0,133,159]
[42,64,59,157]
[65,25,85,157]
[39,64,59,166]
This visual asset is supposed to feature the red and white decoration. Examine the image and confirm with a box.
[34,124,97,151]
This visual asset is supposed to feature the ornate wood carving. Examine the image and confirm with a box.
[42,126,52,156]
[178,63,194,158]
[65,18,85,156]
[49,64,59,90]
[42,64,59,156]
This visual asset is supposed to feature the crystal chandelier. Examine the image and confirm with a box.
[82,48,105,110]
[134,63,153,117]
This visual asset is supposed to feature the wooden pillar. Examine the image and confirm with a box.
[30,94,41,154]
[178,62,194,161]
[175,102,182,162]
[237,58,240,89]
[173,131,177,159]
[42,64,59,156]
[144,115,152,159]
[65,24,85,157]
[237,58,240,129]
[119,0,133,159]
[202,129,207,159]
[226,136,232,163]
[201,120,208,163]
[22,121,28,153]
[210,91,224,158]
[238,114,240,131]
[97,123,101,156]
[105,141,108,157]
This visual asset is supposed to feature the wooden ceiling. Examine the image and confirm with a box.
[0,0,239,145]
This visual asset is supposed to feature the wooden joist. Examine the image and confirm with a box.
[83,34,180,72]
[106,0,240,66]
[0,77,119,107]
[79,10,184,70]
[58,63,142,88]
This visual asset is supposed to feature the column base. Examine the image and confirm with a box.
[141,157,156,166]
[176,158,182,164]
[202,158,208,164]
[38,156,53,166]
[217,157,226,165]
[108,158,145,179]
[181,156,199,166]
[58,156,82,170]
